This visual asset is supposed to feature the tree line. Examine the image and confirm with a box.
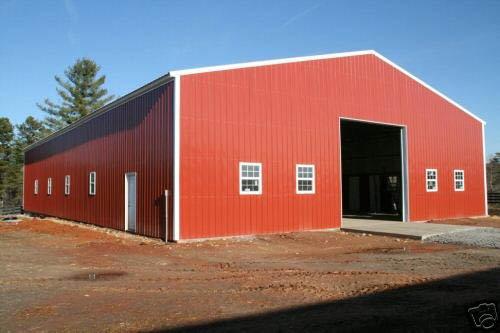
[488,153,500,194]
[0,58,114,207]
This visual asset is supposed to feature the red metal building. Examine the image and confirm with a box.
[24,51,488,241]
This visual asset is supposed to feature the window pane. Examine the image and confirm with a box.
[242,179,259,192]
[297,165,314,193]
[240,163,261,194]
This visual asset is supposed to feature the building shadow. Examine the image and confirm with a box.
[147,267,499,332]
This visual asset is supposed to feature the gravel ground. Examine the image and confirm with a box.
[427,216,500,228]
[1,217,500,331]
[424,228,500,249]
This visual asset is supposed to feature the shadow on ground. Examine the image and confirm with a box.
[149,267,499,332]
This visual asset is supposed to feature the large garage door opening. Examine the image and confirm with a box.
[340,119,408,221]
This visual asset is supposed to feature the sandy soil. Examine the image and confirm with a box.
[427,216,500,228]
[0,217,499,332]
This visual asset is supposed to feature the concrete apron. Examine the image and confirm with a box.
[341,218,480,240]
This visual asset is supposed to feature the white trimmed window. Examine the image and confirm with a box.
[454,170,464,191]
[296,164,315,194]
[34,179,38,195]
[47,178,52,195]
[240,162,262,195]
[64,175,71,195]
[426,169,438,192]
[89,172,96,195]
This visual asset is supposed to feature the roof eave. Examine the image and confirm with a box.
[24,74,174,152]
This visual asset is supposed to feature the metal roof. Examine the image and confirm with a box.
[170,50,485,125]
[26,50,485,152]
[25,74,174,151]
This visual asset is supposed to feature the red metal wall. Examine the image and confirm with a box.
[24,81,174,239]
[179,54,485,239]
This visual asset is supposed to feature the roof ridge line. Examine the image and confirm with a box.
[169,50,484,125]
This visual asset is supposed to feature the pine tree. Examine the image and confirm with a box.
[0,117,14,207]
[37,58,114,132]
[16,116,50,147]
[3,150,23,207]
[487,153,500,193]
[0,116,49,208]
[9,116,51,206]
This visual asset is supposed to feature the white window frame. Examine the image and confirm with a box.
[454,169,465,192]
[64,175,71,195]
[47,177,52,195]
[296,164,315,194]
[239,162,262,195]
[34,179,38,195]
[425,169,438,192]
[89,171,96,195]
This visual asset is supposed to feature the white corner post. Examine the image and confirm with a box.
[401,126,410,222]
[173,74,181,241]
[164,189,169,242]
[482,123,488,216]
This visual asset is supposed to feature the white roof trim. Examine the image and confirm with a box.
[169,50,485,125]
[371,51,485,125]
[169,50,372,76]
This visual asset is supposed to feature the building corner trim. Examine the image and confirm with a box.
[482,123,488,216]
[173,75,181,241]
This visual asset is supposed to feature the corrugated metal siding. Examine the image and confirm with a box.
[24,82,174,239]
[179,54,485,239]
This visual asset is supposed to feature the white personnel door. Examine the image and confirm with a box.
[125,173,137,232]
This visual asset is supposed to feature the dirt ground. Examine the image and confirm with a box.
[427,216,500,228]
[1,217,499,332]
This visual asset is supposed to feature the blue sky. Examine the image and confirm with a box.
[0,0,499,155]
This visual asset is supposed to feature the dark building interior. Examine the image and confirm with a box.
[340,120,403,221]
